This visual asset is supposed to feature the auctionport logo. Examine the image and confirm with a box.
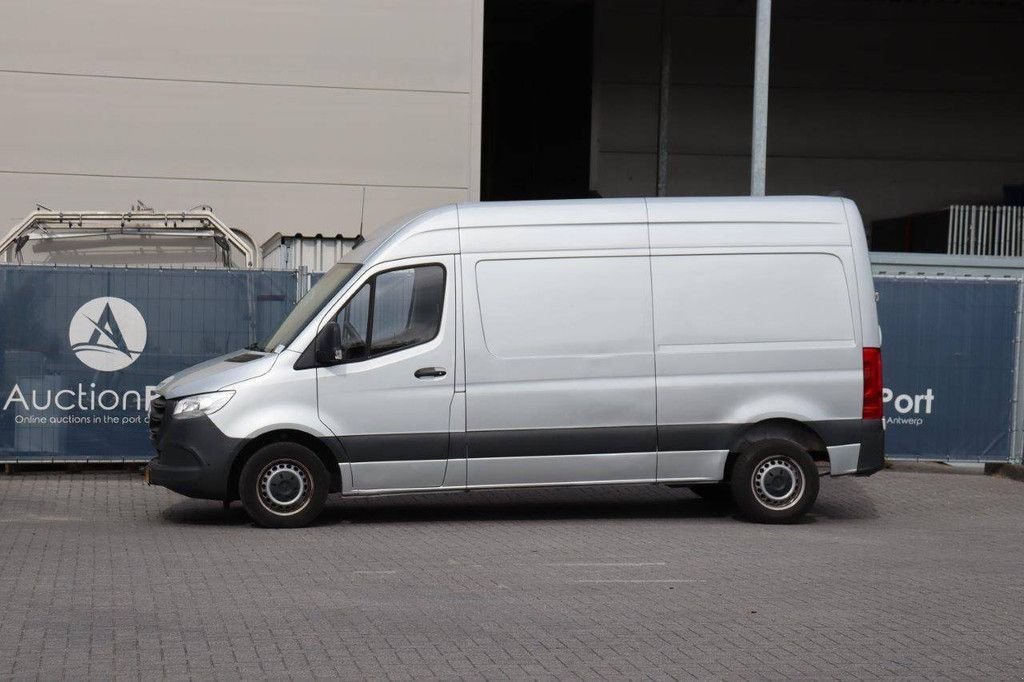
[3,296,156,421]
[69,297,147,372]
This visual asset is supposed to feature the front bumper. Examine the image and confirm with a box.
[855,419,885,476]
[146,406,244,501]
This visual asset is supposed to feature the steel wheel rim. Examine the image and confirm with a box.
[751,456,804,511]
[257,460,313,516]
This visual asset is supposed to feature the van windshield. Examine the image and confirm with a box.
[258,263,361,352]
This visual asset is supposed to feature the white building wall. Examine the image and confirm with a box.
[0,0,483,246]
[591,0,1024,228]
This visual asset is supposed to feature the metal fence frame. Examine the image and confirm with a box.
[874,273,1023,464]
[872,252,1024,464]
[0,262,304,463]
[4,255,1024,464]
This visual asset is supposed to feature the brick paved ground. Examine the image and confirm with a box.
[0,466,1022,680]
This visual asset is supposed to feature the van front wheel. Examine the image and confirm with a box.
[730,439,818,524]
[239,443,329,528]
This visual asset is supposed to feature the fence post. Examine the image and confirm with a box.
[246,270,258,347]
[298,266,309,299]
[1013,277,1024,464]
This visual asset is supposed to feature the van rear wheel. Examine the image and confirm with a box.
[239,443,329,528]
[730,439,818,524]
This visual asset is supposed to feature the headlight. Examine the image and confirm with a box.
[172,391,234,419]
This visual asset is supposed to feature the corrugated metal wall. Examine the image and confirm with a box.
[262,235,355,273]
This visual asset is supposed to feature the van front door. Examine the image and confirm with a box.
[315,256,456,491]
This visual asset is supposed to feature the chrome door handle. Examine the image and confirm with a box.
[414,367,447,378]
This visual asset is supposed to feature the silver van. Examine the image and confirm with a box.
[145,197,884,527]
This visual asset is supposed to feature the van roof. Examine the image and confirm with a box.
[348,196,852,264]
[456,196,848,227]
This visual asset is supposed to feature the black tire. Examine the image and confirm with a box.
[730,438,819,524]
[687,482,733,505]
[239,442,330,528]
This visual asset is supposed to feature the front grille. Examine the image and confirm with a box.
[148,396,167,441]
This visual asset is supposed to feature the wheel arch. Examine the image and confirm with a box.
[227,429,342,500]
[722,418,829,482]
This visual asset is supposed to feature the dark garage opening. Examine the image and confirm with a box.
[481,0,1024,252]
[481,0,594,201]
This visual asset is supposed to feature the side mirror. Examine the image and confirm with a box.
[315,322,342,365]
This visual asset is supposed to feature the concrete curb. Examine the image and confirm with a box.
[984,463,1024,483]
[884,460,985,476]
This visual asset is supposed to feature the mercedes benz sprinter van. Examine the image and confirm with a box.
[146,197,884,527]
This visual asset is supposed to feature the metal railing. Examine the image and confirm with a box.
[0,206,259,268]
[947,205,1024,257]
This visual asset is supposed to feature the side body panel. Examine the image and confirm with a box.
[459,200,659,486]
[645,197,864,478]
[260,197,870,496]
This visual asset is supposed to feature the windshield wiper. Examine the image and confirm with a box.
[244,342,264,352]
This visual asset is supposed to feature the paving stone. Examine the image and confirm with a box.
[0,469,1023,679]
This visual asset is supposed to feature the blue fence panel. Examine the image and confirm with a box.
[1,266,1019,463]
[876,277,1019,461]
[0,266,298,462]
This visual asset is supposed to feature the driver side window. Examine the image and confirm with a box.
[334,264,445,362]
[338,281,371,360]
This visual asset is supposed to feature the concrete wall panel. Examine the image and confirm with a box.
[0,0,483,249]
[362,187,469,237]
[0,172,366,247]
[0,0,474,92]
[1,73,469,190]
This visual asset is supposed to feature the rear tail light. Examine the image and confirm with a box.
[862,347,883,420]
